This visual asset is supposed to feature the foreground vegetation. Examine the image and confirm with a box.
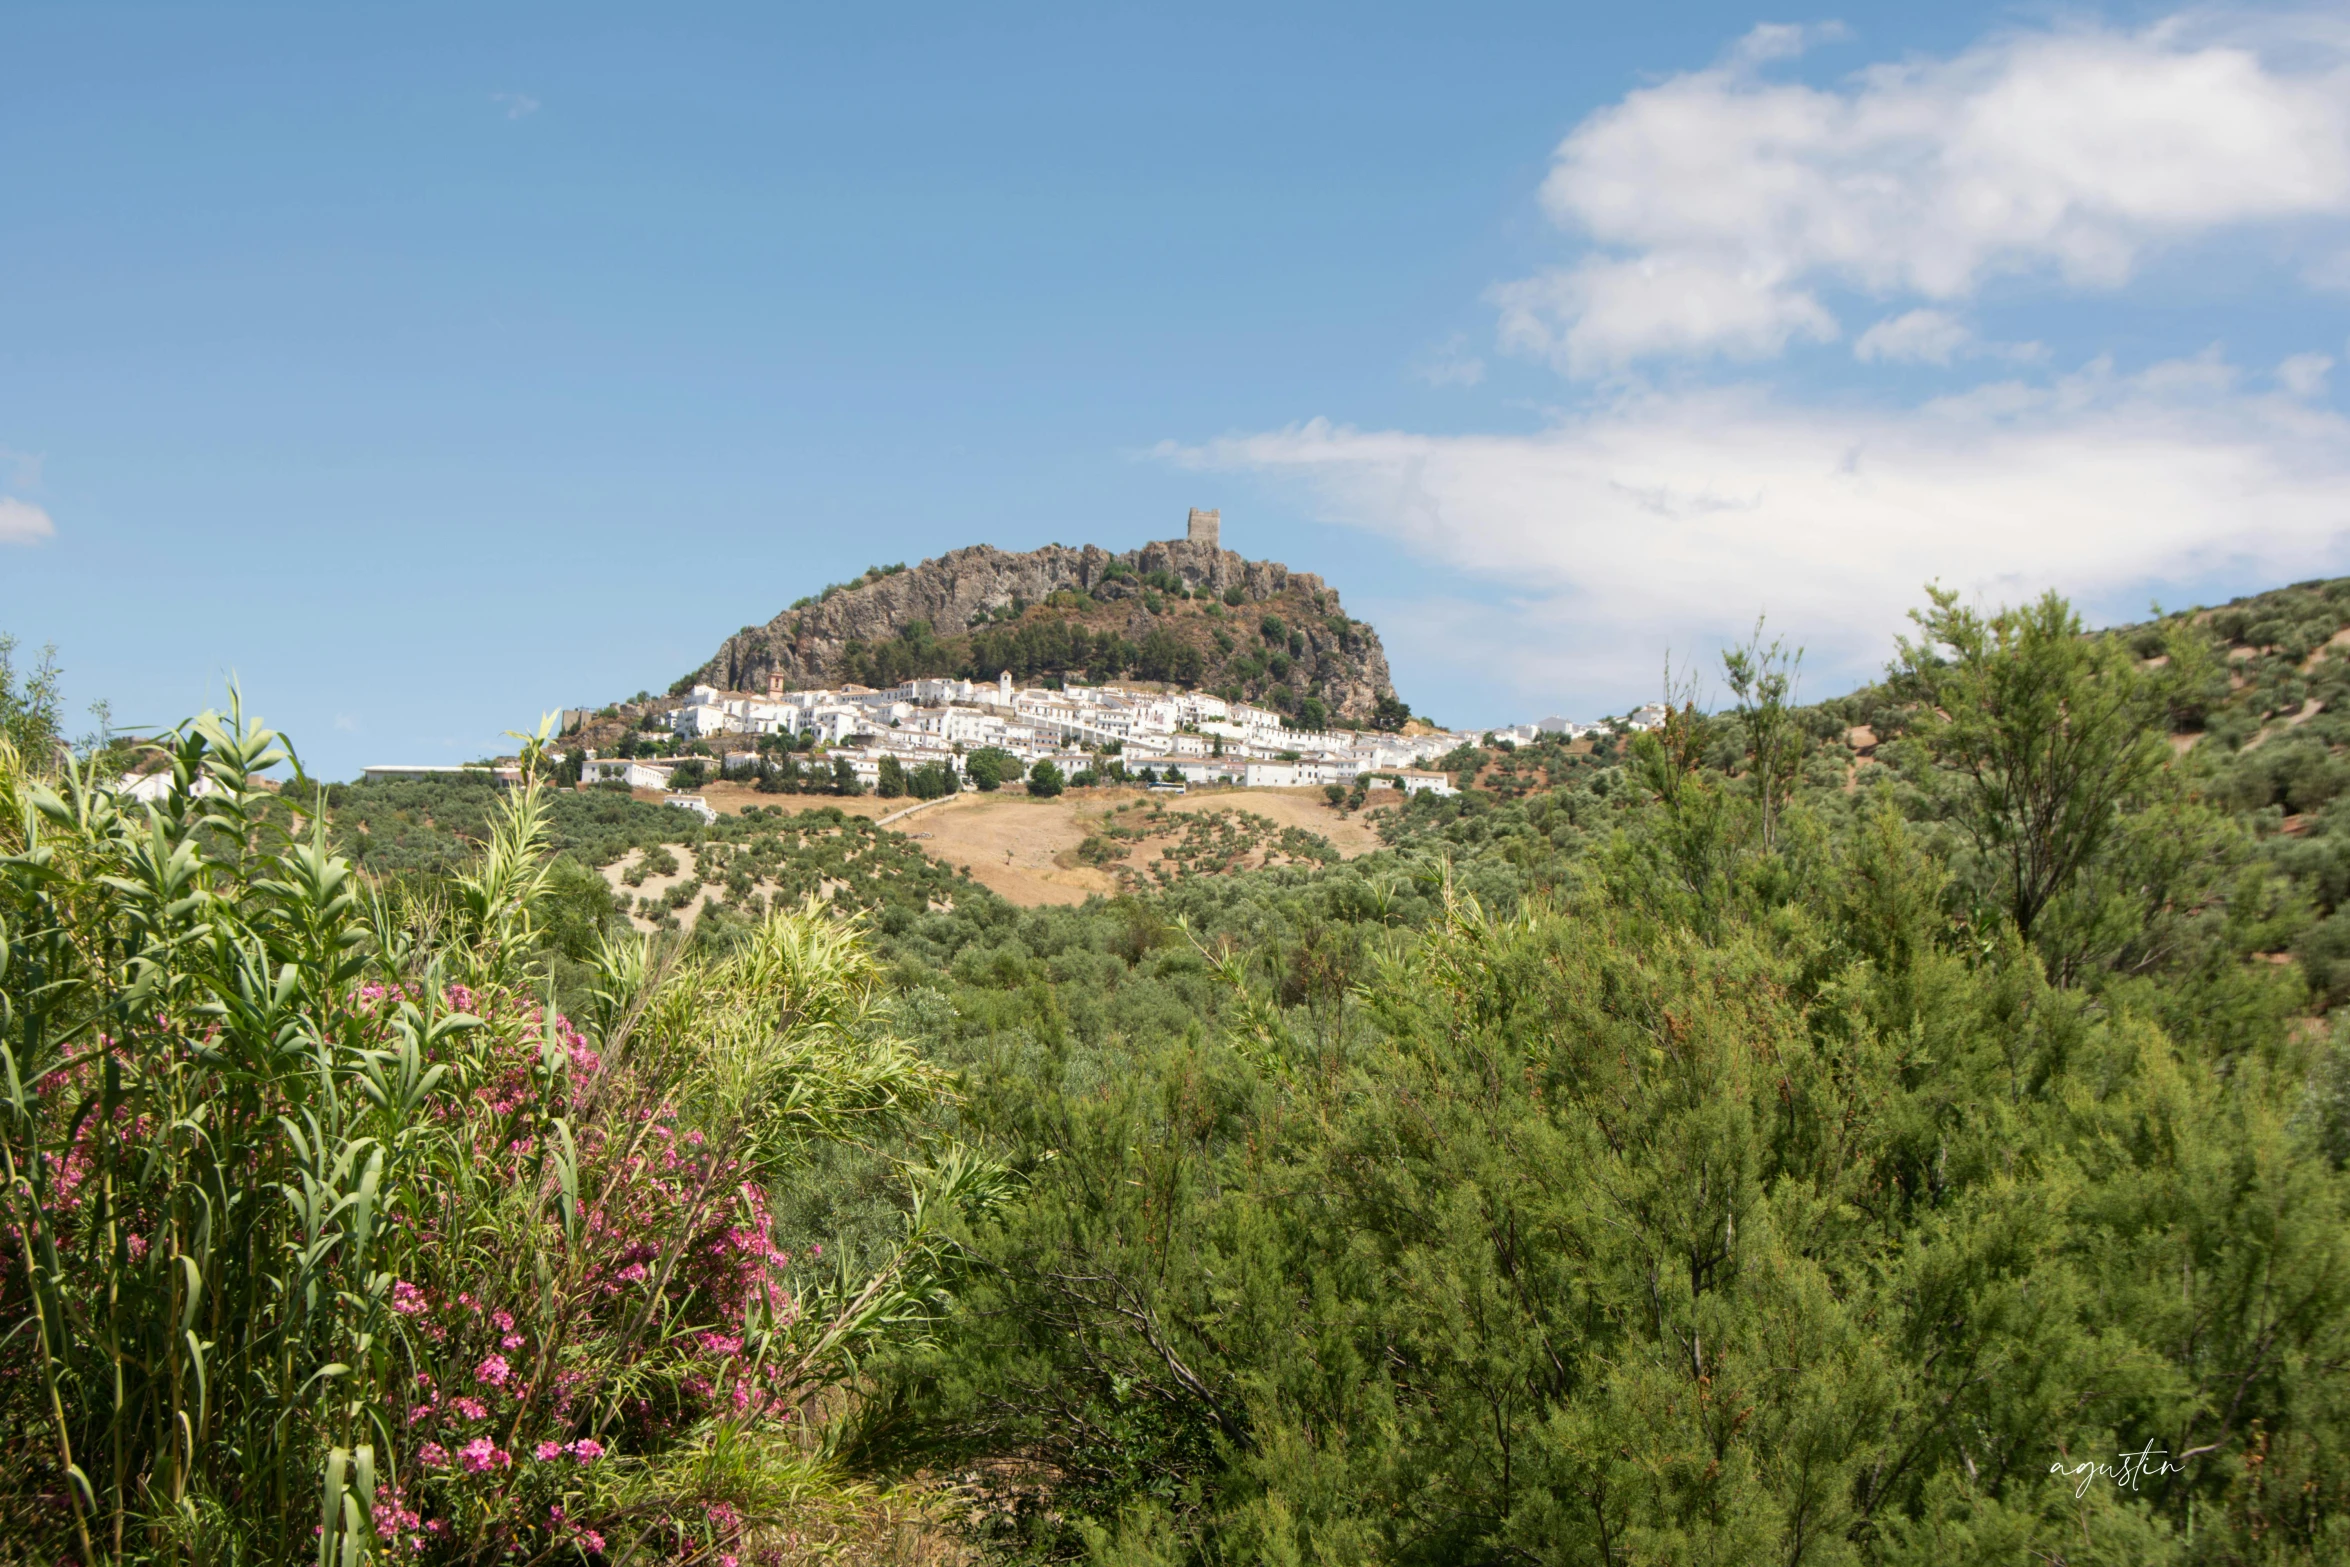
[8,577,2350,1562]
[0,715,1005,1562]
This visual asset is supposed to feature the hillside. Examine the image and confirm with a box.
[18,572,2350,1562]
[686,528,1401,726]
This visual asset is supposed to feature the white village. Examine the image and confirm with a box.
[365,669,1667,815]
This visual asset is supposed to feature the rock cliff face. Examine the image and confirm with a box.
[691,538,1398,723]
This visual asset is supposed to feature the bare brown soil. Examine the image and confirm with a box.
[892,786,1394,907]
[1160,787,1391,854]
[895,791,1121,906]
[2238,696,2327,753]
[598,784,1392,914]
[667,782,900,820]
[600,847,706,933]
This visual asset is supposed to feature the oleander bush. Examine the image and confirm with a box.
[0,707,1003,1565]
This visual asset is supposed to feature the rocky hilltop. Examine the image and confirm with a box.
[690,524,1401,726]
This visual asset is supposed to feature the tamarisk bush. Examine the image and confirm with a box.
[0,703,1005,1564]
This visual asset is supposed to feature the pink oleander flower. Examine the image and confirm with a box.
[475,1354,510,1387]
[616,1263,648,1284]
[372,1499,423,1541]
[579,1531,604,1552]
[534,1441,563,1461]
[699,1332,742,1357]
[501,1332,525,1349]
[418,1442,448,1467]
[566,1438,605,1464]
[458,1436,510,1474]
[390,1281,428,1316]
[452,1397,488,1421]
[125,1233,148,1260]
[490,1310,514,1331]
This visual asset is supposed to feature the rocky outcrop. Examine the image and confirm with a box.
[690,538,1397,721]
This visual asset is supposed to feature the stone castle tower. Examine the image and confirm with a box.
[1186,507,1220,548]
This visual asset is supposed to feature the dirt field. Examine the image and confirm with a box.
[605,783,1395,912]
[663,782,901,820]
[901,786,1396,907]
[601,846,708,933]
[1159,787,1392,854]
[894,791,1120,906]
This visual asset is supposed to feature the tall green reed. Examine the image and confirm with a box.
[1,705,1004,1564]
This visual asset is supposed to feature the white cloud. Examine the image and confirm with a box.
[1510,15,2350,370]
[493,93,540,120]
[2280,352,2334,396]
[1165,355,2350,696]
[1495,255,1836,375]
[1853,309,1975,365]
[1850,309,2048,366]
[0,496,55,545]
[1412,335,1488,387]
[1725,22,1848,70]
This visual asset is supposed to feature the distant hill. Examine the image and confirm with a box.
[685,523,1402,729]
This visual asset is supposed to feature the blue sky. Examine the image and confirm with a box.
[5,2,2349,776]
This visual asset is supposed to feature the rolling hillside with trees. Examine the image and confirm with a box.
[8,575,2350,1563]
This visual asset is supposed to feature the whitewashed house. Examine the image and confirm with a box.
[581,758,676,790]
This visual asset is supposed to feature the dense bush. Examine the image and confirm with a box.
[874,853,2350,1564]
[838,590,2350,1565]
